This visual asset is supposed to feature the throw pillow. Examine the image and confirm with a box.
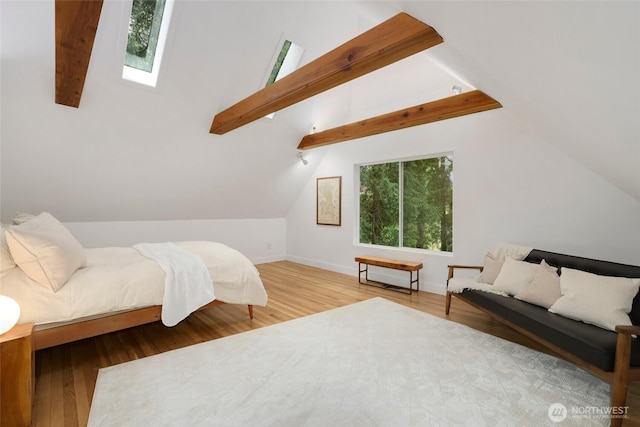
[549,267,640,331]
[492,257,539,296]
[514,260,561,308]
[5,212,86,292]
[475,252,504,285]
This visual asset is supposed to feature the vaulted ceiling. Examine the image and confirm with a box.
[54,6,501,146]
[1,1,638,222]
[209,12,448,135]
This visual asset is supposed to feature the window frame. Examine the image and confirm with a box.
[121,0,176,88]
[355,152,454,255]
[260,36,304,120]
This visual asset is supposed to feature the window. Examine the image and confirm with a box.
[359,155,453,252]
[264,39,304,88]
[261,38,304,119]
[122,0,174,87]
[266,40,292,86]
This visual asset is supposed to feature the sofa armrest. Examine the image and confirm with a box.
[447,264,483,281]
[445,265,483,316]
[615,325,640,336]
[611,324,640,421]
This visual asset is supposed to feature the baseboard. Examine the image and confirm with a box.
[285,255,355,276]
[253,254,287,265]
[285,255,444,295]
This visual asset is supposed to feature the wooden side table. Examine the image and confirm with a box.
[1,322,34,427]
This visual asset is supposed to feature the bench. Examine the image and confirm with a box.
[355,255,423,294]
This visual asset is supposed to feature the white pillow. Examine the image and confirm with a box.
[514,260,561,309]
[475,252,504,285]
[5,212,86,292]
[12,211,36,225]
[1,225,17,273]
[549,267,640,332]
[492,257,539,296]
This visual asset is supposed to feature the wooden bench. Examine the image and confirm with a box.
[355,255,423,294]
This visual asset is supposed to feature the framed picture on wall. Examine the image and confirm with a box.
[316,176,342,226]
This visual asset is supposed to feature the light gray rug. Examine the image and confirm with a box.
[88,297,609,426]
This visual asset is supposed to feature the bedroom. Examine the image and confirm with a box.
[1,0,639,426]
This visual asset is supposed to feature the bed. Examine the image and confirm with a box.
[0,213,268,350]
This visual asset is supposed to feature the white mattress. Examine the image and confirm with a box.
[0,241,268,326]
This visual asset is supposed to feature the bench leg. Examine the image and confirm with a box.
[409,270,420,294]
[358,262,368,284]
[248,305,254,319]
[445,291,452,315]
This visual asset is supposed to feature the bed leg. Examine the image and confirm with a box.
[248,305,254,319]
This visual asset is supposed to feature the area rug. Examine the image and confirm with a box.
[88,297,609,426]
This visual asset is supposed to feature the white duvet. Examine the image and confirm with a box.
[0,241,268,327]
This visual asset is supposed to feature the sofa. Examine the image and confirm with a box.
[445,249,640,427]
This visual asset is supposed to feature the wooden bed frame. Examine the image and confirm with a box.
[33,302,254,350]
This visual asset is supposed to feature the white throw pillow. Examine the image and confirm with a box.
[475,252,504,285]
[5,212,86,292]
[492,257,539,296]
[549,267,640,332]
[515,260,561,309]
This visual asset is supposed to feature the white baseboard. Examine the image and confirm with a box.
[253,254,287,265]
[285,255,444,295]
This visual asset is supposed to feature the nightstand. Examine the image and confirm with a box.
[1,322,34,427]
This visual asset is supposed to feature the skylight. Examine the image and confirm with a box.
[122,0,174,87]
[266,40,304,87]
[263,38,304,118]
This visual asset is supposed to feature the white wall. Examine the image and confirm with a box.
[64,218,286,265]
[286,109,640,294]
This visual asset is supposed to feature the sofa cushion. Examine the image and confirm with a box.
[457,289,640,372]
[475,252,503,285]
[492,257,539,296]
[514,260,561,309]
[549,268,640,332]
[525,250,640,325]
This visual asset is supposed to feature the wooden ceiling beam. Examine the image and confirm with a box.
[297,90,502,150]
[210,12,443,135]
[55,0,103,108]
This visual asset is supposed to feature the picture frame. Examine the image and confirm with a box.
[316,176,342,226]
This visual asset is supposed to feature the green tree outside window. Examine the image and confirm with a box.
[125,0,166,73]
[359,155,453,252]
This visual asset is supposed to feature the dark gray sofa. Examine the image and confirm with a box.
[445,249,640,427]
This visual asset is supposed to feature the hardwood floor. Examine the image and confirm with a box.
[32,260,640,426]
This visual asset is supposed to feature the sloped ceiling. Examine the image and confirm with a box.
[1,1,638,223]
[401,1,640,201]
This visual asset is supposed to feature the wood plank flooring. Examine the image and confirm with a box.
[32,261,640,426]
